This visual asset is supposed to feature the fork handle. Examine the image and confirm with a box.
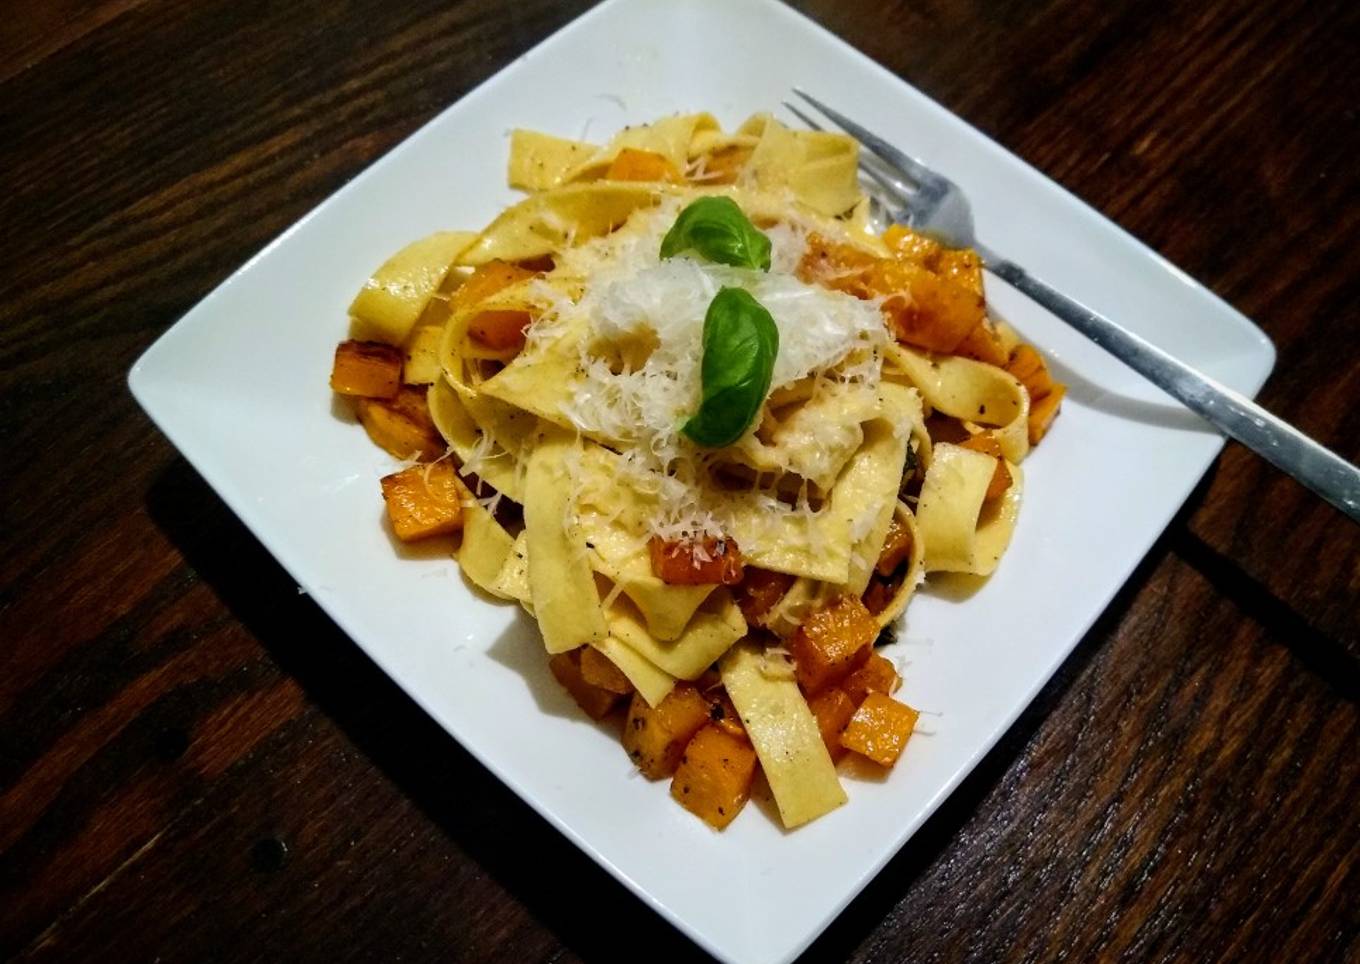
[978,249,1360,524]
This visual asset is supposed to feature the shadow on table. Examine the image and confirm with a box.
[145,456,1356,964]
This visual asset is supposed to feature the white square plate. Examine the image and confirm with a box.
[128,1,1274,961]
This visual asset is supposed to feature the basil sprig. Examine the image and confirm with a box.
[682,287,779,448]
[659,197,772,271]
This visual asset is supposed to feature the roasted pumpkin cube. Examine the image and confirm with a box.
[958,434,1014,500]
[355,385,445,461]
[796,233,878,290]
[580,646,634,695]
[692,145,753,185]
[840,654,900,705]
[606,147,683,183]
[875,516,914,577]
[840,693,919,767]
[862,578,893,616]
[467,309,534,351]
[933,247,984,297]
[1006,343,1056,400]
[1028,383,1066,446]
[874,260,985,354]
[707,692,748,742]
[549,650,623,721]
[954,316,1008,367]
[735,567,795,624]
[379,460,464,541]
[649,537,744,586]
[451,259,537,312]
[882,224,942,266]
[807,687,856,761]
[330,339,403,398]
[670,724,758,830]
[788,594,878,693]
[623,684,712,779]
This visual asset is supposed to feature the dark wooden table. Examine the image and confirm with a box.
[3,0,1357,961]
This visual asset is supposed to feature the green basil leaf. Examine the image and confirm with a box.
[659,196,772,271]
[682,287,779,448]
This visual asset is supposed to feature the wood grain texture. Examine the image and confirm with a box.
[1,0,1356,961]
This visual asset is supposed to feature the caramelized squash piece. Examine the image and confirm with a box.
[807,687,856,762]
[1028,383,1066,445]
[735,567,795,624]
[330,340,403,398]
[840,653,900,706]
[788,594,878,694]
[875,516,914,577]
[958,434,1014,500]
[840,693,919,767]
[379,460,464,541]
[355,385,445,461]
[954,316,1008,367]
[649,537,744,586]
[549,650,623,721]
[454,260,540,351]
[1006,343,1056,400]
[692,145,753,184]
[467,309,534,351]
[606,147,683,183]
[872,260,985,353]
[623,684,712,779]
[882,224,941,265]
[580,646,634,695]
[452,260,537,311]
[799,233,984,354]
[670,725,758,830]
[707,692,748,742]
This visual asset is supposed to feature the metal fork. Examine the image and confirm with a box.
[787,89,1360,524]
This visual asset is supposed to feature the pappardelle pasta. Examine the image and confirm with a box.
[329,112,1065,831]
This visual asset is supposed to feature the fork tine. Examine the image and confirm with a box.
[782,101,917,207]
[781,100,823,132]
[791,88,939,185]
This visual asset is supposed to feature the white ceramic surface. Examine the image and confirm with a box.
[128,1,1275,961]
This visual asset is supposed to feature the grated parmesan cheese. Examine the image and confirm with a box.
[530,200,892,547]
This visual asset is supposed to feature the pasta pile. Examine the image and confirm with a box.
[328,112,1065,831]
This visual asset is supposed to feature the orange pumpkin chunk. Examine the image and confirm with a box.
[840,693,919,767]
[670,725,758,830]
[579,646,634,695]
[467,309,534,351]
[649,537,744,586]
[622,685,712,779]
[807,687,856,761]
[840,653,900,706]
[735,567,795,624]
[788,594,878,694]
[379,460,464,541]
[330,339,403,398]
[873,260,985,353]
[875,516,914,577]
[958,434,1014,500]
[454,260,540,351]
[692,145,753,184]
[707,692,748,742]
[1028,383,1066,445]
[954,316,1008,367]
[549,650,623,721]
[452,260,537,311]
[355,385,445,461]
[1006,343,1056,400]
[606,147,683,183]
